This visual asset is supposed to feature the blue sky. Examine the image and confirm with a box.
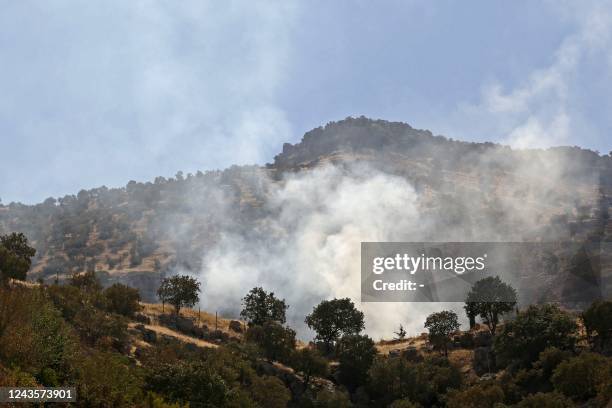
[1,1,611,204]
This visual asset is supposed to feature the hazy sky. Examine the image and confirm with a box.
[1,1,611,204]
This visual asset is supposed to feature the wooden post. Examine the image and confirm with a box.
[198,307,201,323]
[215,311,218,331]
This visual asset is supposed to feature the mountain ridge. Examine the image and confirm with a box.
[1,117,610,306]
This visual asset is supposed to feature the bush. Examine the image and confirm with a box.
[446,383,504,408]
[582,300,612,349]
[388,400,419,408]
[494,304,577,367]
[104,283,141,317]
[0,288,77,385]
[245,321,296,363]
[76,351,143,407]
[515,392,574,407]
[145,360,229,407]
[291,347,328,387]
[368,354,462,407]
[336,334,377,391]
[311,389,351,408]
[249,376,291,408]
[551,352,612,402]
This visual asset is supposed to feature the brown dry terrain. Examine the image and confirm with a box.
[140,302,243,335]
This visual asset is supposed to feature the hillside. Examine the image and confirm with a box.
[1,117,611,305]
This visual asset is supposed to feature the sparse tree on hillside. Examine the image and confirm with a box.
[240,287,287,327]
[70,271,102,293]
[305,298,364,353]
[424,310,460,356]
[581,300,612,349]
[157,275,201,315]
[0,232,36,284]
[104,283,141,317]
[336,334,377,390]
[394,324,407,340]
[465,276,517,335]
[292,347,329,388]
[245,320,296,363]
[495,304,577,367]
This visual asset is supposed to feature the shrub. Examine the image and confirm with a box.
[515,392,574,407]
[245,321,296,363]
[249,376,291,408]
[76,351,143,407]
[494,304,577,367]
[104,283,141,317]
[551,352,612,402]
[145,360,229,407]
[336,334,377,391]
[582,300,612,349]
[291,347,328,388]
[446,383,504,408]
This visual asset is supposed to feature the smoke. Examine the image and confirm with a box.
[191,140,603,340]
[197,164,451,339]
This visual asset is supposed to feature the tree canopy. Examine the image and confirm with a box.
[240,287,287,326]
[464,276,517,334]
[0,232,36,284]
[305,297,364,352]
[424,310,460,356]
[157,275,201,315]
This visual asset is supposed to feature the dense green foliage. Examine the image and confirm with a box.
[157,274,201,315]
[1,235,611,407]
[0,232,36,283]
[464,276,517,335]
[245,320,296,363]
[305,298,365,353]
[336,334,377,391]
[494,304,578,367]
[240,286,288,326]
[582,300,612,350]
[424,310,460,356]
[104,282,142,317]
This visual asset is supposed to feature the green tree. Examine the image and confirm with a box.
[312,389,351,407]
[70,270,102,293]
[446,383,504,408]
[581,300,612,349]
[249,375,291,408]
[336,334,377,391]
[157,275,201,315]
[104,283,141,317]
[465,276,517,335]
[551,352,612,402]
[305,298,364,353]
[515,392,574,408]
[0,232,36,284]
[495,304,577,367]
[145,360,228,407]
[240,287,287,326]
[245,320,296,363]
[291,347,328,388]
[424,310,460,356]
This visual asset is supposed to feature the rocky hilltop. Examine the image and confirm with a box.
[1,117,610,303]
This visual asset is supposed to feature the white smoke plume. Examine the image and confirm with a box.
[197,164,450,339]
